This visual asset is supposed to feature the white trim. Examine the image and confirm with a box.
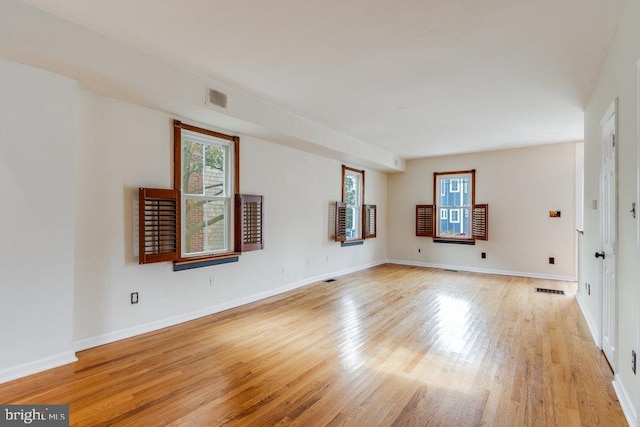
[613,374,637,427]
[386,259,577,282]
[73,260,386,352]
[636,58,640,427]
[0,350,77,385]
[601,99,617,128]
[576,291,600,347]
[599,98,618,370]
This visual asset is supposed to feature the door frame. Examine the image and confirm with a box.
[599,99,617,370]
[636,59,640,427]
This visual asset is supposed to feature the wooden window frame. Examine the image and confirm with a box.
[138,120,264,268]
[335,165,376,244]
[434,170,475,243]
[174,120,240,262]
[341,165,365,242]
[415,169,488,242]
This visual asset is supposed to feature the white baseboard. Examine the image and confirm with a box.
[73,260,386,352]
[576,292,600,348]
[0,350,77,385]
[386,259,577,282]
[613,375,637,427]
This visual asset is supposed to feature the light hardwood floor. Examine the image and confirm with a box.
[0,265,627,426]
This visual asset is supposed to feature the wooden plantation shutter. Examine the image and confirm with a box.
[139,188,180,264]
[363,204,377,239]
[472,204,489,241]
[416,204,434,237]
[235,194,264,252]
[335,201,347,242]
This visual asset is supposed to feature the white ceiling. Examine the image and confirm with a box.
[20,0,628,159]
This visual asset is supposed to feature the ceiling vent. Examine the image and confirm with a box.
[205,87,228,109]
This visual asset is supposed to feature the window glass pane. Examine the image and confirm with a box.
[345,175,359,205]
[184,199,227,254]
[436,172,473,239]
[183,142,204,195]
[204,145,226,196]
[438,176,471,207]
[345,206,360,239]
[342,167,363,240]
[438,207,470,238]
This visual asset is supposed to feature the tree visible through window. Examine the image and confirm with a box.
[335,165,376,244]
[139,120,264,268]
[343,166,363,240]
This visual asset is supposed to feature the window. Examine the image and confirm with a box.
[179,125,236,256]
[414,169,488,242]
[335,165,376,244]
[138,120,263,269]
[449,209,460,223]
[436,171,473,240]
[343,166,364,240]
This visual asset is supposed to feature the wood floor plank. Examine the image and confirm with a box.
[0,265,628,426]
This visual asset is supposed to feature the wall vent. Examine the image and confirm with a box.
[535,288,565,295]
[206,87,228,109]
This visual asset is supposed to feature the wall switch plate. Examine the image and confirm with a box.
[549,257,555,264]
[481,252,486,259]
[131,292,139,304]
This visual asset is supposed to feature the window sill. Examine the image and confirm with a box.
[173,253,240,271]
[341,240,364,247]
[433,238,476,245]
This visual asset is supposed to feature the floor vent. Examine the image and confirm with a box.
[444,269,459,273]
[535,288,565,295]
[325,278,337,283]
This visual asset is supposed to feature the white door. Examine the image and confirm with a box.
[599,100,617,370]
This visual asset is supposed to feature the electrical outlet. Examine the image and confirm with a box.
[281,266,287,275]
[131,292,139,304]
[549,257,555,265]
[632,350,636,374]
[418,248,421,253]
[209,276,216,286]
[481,252,486,259]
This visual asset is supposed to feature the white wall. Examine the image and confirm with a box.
[72,90,388,348]
[388,143,577,280]
[579,0,640,422]
[0,0,404,173]
[0,0,395,377]
[0,59,77,382]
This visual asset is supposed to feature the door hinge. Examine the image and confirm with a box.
[612,134,616,147]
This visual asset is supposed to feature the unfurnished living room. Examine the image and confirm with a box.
[0,0,639,425]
